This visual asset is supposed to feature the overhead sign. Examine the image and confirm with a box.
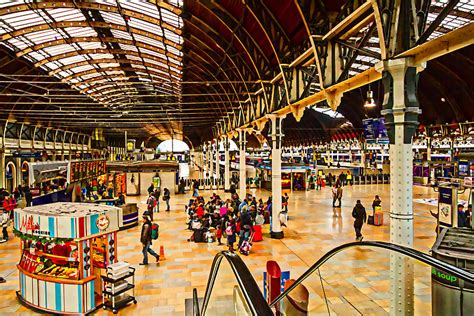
[13,151,41,159]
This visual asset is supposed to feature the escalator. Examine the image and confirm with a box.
[191,241,474,315]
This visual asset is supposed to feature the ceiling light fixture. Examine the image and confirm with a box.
[364,90,376,108]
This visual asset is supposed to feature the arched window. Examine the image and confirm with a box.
[157,140,190,153]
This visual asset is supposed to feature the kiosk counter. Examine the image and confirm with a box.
[14,203,120,315]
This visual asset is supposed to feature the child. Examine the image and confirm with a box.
[225,219,236,252]
[1,208,11,242]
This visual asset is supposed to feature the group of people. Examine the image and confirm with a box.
[326,171,352,187]
[146,184,171,219]
[1,186,33,243]
[185,192,285,253]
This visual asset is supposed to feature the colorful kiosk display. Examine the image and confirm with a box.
[14,203,120,315]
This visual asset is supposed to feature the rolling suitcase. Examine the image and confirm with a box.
[374,212,383,226]
[367,215,374,225]
[253,225,263,242]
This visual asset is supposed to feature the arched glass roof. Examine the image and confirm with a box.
[0,0,183,110]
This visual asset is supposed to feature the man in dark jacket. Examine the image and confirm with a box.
[24,187,32,207]
[352,200,367,241]
[238,209,253,247]
[140,212,159,265]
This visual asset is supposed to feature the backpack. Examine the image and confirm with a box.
[225,225,233,236]
[151,223,159,240]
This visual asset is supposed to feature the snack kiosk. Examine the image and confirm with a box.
[14,203,121,315]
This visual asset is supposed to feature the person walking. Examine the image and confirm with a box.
[0,208,10,243]
[332,185,338,207]
[146,193,156,221]
[163,188,171,212]
[139,212,159,265]
[352,200,367,241]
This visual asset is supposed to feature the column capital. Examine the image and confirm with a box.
[265,113,287,121]
[375,57,426,74]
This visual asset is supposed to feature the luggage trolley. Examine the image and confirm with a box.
[101,262,136,314]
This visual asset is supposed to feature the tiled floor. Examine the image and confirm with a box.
[0,183,458,315]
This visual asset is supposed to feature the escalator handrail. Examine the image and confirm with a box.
[269,240,474,308]
[201,251,273,315]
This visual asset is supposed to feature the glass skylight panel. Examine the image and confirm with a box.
[139,47,166,59]
[143,58,168,69]
[164,29,182,44]
[2,11,44,29]
[99,62,121,68]
[121,1,158,17]
[25,29,61,45]
[60,55,88,65]
[47,8,85,22]
[129,18,161,35]
[79,42,103,50]
[57,70,75,78]
[88,53,115,60]
[43,44,75,55]
[167,45,182,57]
[101,11,126,26]
[111,29,133,41]
[7,38,29,50]
[68,66,93,75]
[134,34,165,49]
[126,54,142,61]
[64,27,97,37]
[119,43,138,52]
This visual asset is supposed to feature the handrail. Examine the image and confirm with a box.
[269,241,474,308]
[192,288,200,316]
[201,251,273,315]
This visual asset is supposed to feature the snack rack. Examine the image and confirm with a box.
[101,262,136,314]
[14,203,120,315]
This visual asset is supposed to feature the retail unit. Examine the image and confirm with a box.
[14,203,121,315]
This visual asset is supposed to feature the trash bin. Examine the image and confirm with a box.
[266,261,281,305]
[431,228,474,316]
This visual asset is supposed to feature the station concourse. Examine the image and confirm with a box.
[0,1,472,315]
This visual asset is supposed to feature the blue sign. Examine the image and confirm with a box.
[263,270,291,300]
[363,118,388,141]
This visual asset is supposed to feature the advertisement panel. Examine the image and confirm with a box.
[438,187,453,226]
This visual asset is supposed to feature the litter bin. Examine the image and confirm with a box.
[431,228,474,316]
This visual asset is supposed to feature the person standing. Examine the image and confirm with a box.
[153,188,161,213]
[372,195,381,214]
[147,183,154,195]
[24,186,32,207]
[332,185,338,207]
[163,188,171,212]
[225,219,237,252]
[139,212,159,265]
[336,185,343,207]
[457,204,468,227]
[352,200,367,241]
[283,192,289,212]
[0,208,10,243]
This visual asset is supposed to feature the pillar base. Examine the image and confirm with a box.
[270,231,284,239]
